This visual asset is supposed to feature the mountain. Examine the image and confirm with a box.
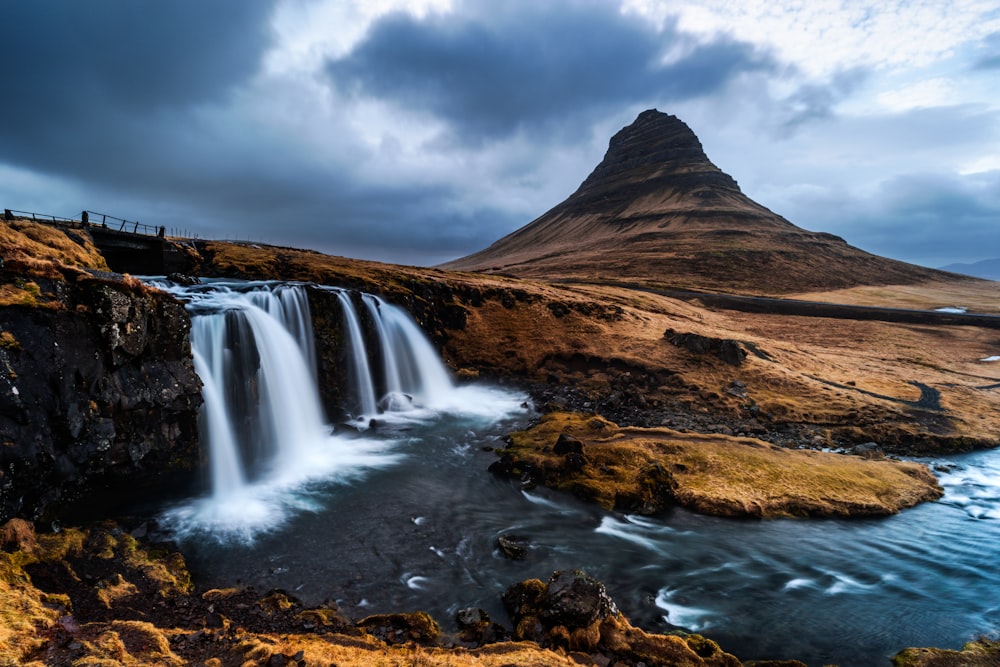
[441,110,958,295]
[940,258,1000,281]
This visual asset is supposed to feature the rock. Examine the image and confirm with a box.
[355,612,441,645]
[496,533,529,560]
[563,451,587,471]
[0,518,36,552]
[456,607,489,628]
[0,277,202,522]
[718,340,747,366]
[665,329,747,366]
[553,433,584,455]
[166,273,199,286]
[455,607,509,645]
[893,638,1000,666]
[540,570,619,628]
[726,380,749,399]
[852,442,886,460]
[503,571,741,664]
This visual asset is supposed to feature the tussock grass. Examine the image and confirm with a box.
[506,412,943,518]
[0,220,108,274]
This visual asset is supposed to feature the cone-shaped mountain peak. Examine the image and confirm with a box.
[441,109,948,294]
[580,109,738,193]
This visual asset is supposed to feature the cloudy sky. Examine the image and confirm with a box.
[2,0,998,269]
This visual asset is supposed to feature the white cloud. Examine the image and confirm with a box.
[875,77,958,112]
[625,0,1000,77]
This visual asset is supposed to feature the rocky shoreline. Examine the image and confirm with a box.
[3,518,998,667]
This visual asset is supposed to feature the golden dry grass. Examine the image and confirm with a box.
[506,412,942,517]
[792,280,1000,314]
[0,219,108,275]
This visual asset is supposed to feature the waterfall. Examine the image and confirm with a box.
[155,279,523,540]
[187,285,331,490]
[360,295,455,411]
[167,281,463,495]
[337,291,378,419]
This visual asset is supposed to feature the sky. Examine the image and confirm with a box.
[1,0,998,269]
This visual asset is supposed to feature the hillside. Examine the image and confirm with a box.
[940,257,1000,281]
[441,110,961,295]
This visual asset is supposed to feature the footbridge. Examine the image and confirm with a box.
[4,208,196,275]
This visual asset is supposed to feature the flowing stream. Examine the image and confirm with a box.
[152,280,999,667]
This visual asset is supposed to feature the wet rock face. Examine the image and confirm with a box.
[502,570,619,636]
[540,569,620,628]
[0,279,202,522]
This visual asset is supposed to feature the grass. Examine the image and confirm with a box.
[0,219,108,274]
[503,412,943,518]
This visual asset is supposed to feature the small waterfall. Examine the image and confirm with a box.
[187,285,330,491]
[155,279,523,540]
[360,295,455,411]
[337,291,378,419]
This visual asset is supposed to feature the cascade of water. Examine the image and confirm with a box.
[247,286,317,381]
[157,279,525,540]
[362,295,455,410]
[188,289,330,495]
[337,291,378,418]
[362,295,407,411]
[190,347,245,498]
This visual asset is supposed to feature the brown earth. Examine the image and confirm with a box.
[440,110,964,296]
[190,237,1000,455]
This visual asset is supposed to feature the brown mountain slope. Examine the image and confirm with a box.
[441,109,961,295]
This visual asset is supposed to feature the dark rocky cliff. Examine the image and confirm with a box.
[0,276,202,523]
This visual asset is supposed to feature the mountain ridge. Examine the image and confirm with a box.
[441,110,962,295]
[940,257,1000,281]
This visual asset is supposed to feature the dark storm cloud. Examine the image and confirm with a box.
[327,1,775,143]
[2,0,272,111]
[0,0,274,175]
[777,69,868,132]
[835,171,1000,266]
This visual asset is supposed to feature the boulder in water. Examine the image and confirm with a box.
[378,391,414,412]
[496,533,529,560]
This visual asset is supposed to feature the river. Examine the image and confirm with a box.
[151,280,1000,667]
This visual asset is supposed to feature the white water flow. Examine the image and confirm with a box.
[337,291,378,419]
[156,280,525,542]
[190,348,244,496]
[361,294,455,413]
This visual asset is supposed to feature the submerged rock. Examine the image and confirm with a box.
[496,533,530,560]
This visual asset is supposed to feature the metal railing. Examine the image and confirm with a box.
[83,210,162,236]
[3,208,164,237]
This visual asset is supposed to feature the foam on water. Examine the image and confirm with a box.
[654,588,715,632]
